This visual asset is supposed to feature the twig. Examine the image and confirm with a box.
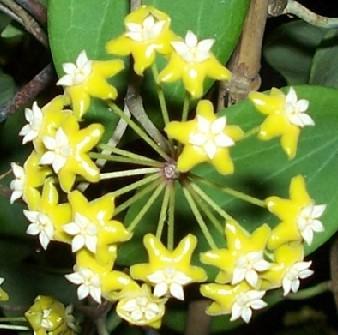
[0,0,47,46]
[15,0,47,25]
[185,300,210,335]
[0,64,54,121]
[218,0,268,109]
[276,0,338,28]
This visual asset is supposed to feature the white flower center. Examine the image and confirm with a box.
[24,210,54,250]
[10,162,25,204]
[231,290,267,323]
[297,203,326,245]
[284,87,314,127]
[147,268,191,300]
[65,268,101,303]
[40,128,71,173]
[19,102,43,144]
[171,31,214,63]
[282,261,313,295]
[125,15,166,42]
[120,296,162,322]
[232,251,270,287]
[63,213,97,253]
[189,115,234,159]
[57,50,92,86]
[40,309,53,329]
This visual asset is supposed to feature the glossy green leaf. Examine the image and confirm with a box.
[48,0,129,140]
[310,29,338,88]
[264,21,325,84]
[142,0,249,104]
[0,69,16,106]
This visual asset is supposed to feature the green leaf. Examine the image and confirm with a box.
[310,29,338,88]
[1,24,24,38]
[142,0,250,104]
[264,21,325,84]
[0,13,11,33]
[0,69,16,106]
[48,0,129,140]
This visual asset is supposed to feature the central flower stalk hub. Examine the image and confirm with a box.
[162,162,178,181]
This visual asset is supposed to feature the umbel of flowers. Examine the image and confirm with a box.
[6,5,326,332]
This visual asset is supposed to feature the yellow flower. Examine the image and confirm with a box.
[116,281,166,329]
[106,5,174,75]
[249,87,314,158]
[57,50,124,119]
[130,234,207,300]
[66,249,131,303]
[201,219,271,287]
[39,115,104,192]
[64,191,131,264]
[261,243,313,295]
[200,282,267,323]
[0,277,8,301]
[266,175,326,249]
[10,151,51,208]
[19,95,71,153]
[165,100,243,174]
[159,30,231,97]
[24,179,72,249]
[25,295,76,335]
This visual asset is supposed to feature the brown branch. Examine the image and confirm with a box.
[0,0,47,46]
[0,64,54,121]
[330,234,338,312]
[184,300,210,335]
[15,0,47,25]
[217,0,269,109]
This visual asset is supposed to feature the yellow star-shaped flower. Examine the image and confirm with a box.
[57,50,124,119]
[10,151,51,208]
[158,30,231,97]
[64,191,131,265]
[200,282,267,323]
[39,115,104,192]
[266,175,326,249]
[116,281,167,329]
[201,219,271,287]
[106,5,175,75]
[165,100,243,174]
[130,234,207,301]
[24,179,72,249]
[19,95,71,153]
[66,249,131,303]
[25,295,75,335]
[249,87,315,159]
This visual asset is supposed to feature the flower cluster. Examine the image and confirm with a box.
[200,175,325,323]
[6,4,325,332]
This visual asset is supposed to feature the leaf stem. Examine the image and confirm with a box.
[183,186,217,250]
[187,184,224,234]
[114,179,160,215]
[182,92,191,122]
[109,102,170,160]
[98,145,161,164]
[128,183,165,232]
[0,324,29,330]
[90,153,161,168]
[100,168,160,180]
[167,183,176,250]
[241,126,260,140]
[156,184,171,240]
[189,181,234,221]
[152,65,170,126]
[192,175,266,208]
[287,281,331,300]
[112,174,160,198]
